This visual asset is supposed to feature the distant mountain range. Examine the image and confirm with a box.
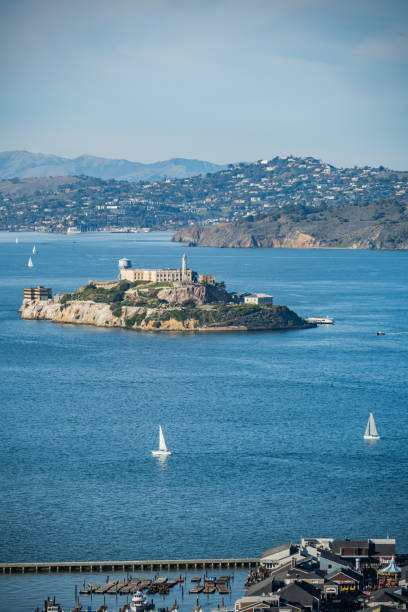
[0,150,226,182]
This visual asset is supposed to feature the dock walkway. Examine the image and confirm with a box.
[0,557,259,574]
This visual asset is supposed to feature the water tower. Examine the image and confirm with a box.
[118,258,132,270]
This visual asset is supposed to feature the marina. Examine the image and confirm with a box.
[25,538,408,612]
[24,568,243,612]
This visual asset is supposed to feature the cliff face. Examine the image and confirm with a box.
[156,283,230,305]
[173,201,408,249]
[19,299,201,331]
[19,299,314,332]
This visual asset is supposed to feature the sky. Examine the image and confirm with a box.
[0,0,407,169]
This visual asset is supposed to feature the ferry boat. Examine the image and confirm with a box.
[306,316,334,325]
[130,590,148,612]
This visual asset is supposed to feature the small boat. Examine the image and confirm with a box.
[152,425,172,456]
[192,598,204,612]
[28,256,34,268]
[130,590,148,612]
[32,245,37,254]
[15,237,19,244]
[171,600,180,612]
[41,598,64,612]
[377,331,386,336]
[306,316,334,324]
[364,413,380,440]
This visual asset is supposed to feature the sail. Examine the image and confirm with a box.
[365,416,370,437]
[159,425,167,451]
[28,257,34,267]
[369,413,378,436]
[32,246,36,254]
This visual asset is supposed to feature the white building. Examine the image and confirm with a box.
[120,254,196,283]
[244,293,273,305]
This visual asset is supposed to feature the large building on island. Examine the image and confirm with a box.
[119,253,198,283]
[24,285,52,301]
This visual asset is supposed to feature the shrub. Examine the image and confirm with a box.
[110,304,122,317]
[60,293,72,304]
[125,312,146,327]
[118,280,130,292]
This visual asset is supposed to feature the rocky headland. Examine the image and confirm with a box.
[173,201,408,250]
[19,280,314,333]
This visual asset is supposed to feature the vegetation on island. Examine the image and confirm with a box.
[53,279,313,331]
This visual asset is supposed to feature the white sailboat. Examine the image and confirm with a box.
[152,425,172,456]
[15,237,19,244]
[27,256,34,268]
[32,245,37,254]
[364,412,380,440]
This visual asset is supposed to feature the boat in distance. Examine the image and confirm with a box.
[27,256,34,268]
[305,316,334,324]
[364,412,380,440]
[152,425,172,456]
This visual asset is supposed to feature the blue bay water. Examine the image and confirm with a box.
[0,231,407,610]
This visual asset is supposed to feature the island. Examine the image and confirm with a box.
[19,256,315,333]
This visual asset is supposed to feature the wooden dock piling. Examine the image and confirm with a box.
[0,557,258,575]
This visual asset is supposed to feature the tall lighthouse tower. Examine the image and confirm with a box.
[181,253,187,282]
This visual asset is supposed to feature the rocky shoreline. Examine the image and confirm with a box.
[19,298,314,333]
[173,200,408,250]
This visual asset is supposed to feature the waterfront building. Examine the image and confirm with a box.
[274,566,325,587]
[319,550,353,573]
[120,253,197,283]
[301,538,333,551]
[235,595,281,612]
[324,568,363,593]
[24,286,52,300]
[366,585,408,607]
[238,538,405,612]
[331,538,396,565]
[260,543,296,569]
[244,293,273,305]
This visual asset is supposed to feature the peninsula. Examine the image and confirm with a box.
[19,256,314,332]
[173,200,408,250]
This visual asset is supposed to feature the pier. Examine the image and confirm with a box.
[0,557,259,574]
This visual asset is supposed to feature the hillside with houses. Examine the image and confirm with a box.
[1,156,407,233]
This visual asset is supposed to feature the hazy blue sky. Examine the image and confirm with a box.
[1,0,407,168]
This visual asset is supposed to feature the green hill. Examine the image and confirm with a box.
[173,200,408,250]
